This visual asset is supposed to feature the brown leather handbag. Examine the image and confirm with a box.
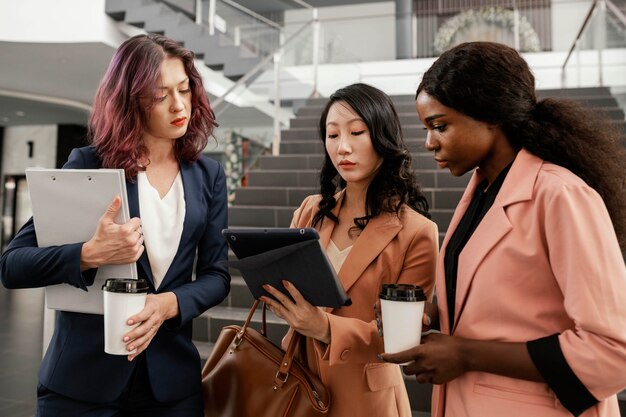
[201,300,330,417]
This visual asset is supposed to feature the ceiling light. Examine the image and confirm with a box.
[15,111,25,117]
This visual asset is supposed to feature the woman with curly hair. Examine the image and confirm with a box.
[261,83,439,416]
[382,42,626,417]
[0,34,229,416]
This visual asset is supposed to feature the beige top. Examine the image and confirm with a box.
[137,171,185,289]
[326,239,353,274]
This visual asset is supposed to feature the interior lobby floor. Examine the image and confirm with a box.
[0,286,42,417]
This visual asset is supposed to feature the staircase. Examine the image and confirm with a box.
[105,0,262,80]
[194,86,625,416]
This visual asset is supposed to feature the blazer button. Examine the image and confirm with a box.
[340,349,350,361]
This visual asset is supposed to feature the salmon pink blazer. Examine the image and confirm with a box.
[433,149,626,417]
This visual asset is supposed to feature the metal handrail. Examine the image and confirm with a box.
[561,0,598,77]
[212,18,315,111]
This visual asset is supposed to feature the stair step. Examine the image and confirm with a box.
[233,186,316,206]
[245,158,456,186]
[281,126,427,141]
[279,139,427,154]
[227,204,455,231]
[228,205,296,227]
[199,305,288,346]
[232,186,464,210]
[257,154,324,170]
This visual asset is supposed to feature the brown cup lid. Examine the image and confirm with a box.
[380,283,426,302]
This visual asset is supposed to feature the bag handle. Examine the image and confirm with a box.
[234,299,303,390]
[274,330,301,389]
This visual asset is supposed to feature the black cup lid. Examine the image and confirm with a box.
[379,284,426,302]
[102,279,148,293]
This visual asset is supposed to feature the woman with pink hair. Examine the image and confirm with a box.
[0,34,229,416]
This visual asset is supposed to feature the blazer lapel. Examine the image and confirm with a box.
[336,212,402,298]
[320,190,403,313]
[126,178,154,286]
[437,174,476,335]
[450,150,542,333]
[451,203,512,332]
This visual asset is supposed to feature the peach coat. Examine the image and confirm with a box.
[432,149,626,417]
[286,190,439,417]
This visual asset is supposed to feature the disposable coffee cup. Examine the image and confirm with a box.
[379,284,426,358]
[102,278,148,355]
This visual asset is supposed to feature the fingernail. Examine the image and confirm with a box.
[129,346,135,351]
[282,280,289,287]
[123,336,129,342]
[127,320,134,325]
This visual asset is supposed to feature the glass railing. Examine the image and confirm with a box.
[562,0,626,87]
[206,0,283,59]
[164,0,625,154]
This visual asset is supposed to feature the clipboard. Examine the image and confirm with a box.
[25,168,138,314]
[223,228,351,308]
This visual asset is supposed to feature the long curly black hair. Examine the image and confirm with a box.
[417,41,626,252]
[312,83,430,231]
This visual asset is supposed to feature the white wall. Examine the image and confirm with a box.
[552,0,595,51]
[2,125,57,174]
[283,2,396,65]
[0,0,125,46]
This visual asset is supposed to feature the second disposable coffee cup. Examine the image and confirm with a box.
[102,278,148,355]
[379,284,426,357]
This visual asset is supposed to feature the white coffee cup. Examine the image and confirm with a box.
[102,278,148,355]
[379,284,426,357]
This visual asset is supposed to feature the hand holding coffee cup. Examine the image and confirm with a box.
[379,284,426,360]
[102,278,148,355]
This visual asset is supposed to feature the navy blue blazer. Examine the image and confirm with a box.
[0,146,230,403]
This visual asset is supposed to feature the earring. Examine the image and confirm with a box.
[138,158,151,169]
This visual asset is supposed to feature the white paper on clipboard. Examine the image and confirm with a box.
[25,168,138,314]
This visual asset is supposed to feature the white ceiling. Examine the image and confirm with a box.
[0,41,115,127]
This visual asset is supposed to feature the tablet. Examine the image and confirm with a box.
[221,227,351,308]
[222,227,320,259]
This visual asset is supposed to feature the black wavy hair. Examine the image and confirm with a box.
[312,83,430,231]
[418,41,626,251]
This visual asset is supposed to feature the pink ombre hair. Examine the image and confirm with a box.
[89,34,217,179]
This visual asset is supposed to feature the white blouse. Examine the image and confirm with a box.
[326,239,353,274]
[137,171,185,290]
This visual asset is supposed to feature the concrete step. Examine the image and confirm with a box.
[197,305,289,346]
[291,113,423,128]
[227,204,455,232]
[304,95,419,107]
[228,205,296,227]
[257,154,324,170]
[232,186,465,211]
[233,186,315,206]
[281,126,427,141]
[219,275,255,308]
[279,139,428,154]
[246,169,318,187]
[246,155,459,186]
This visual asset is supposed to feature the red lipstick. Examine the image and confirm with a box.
[171,117,187,127]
